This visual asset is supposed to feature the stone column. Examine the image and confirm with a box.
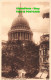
[17,32,18,40]
[28,33,29,40]
[15,33,17,39]
[24,33,25,40]
[29,34,30,40]
[12,33,13,40]
[22,32,24,40]
[11,33,12,40]
[27,33,28,40]
[16,33,17,40]
[21,32,22,40]
[15,34,16,39]
[18,32,19,38]
[25,33,27,40]
[14,33,15,39]
[26,34,28,39]
[13,33,14,40]
[11,33,13,40]
[18,32,20,40]
[24,33,26,40]
[20,32,21,40]
[15,33,16,39]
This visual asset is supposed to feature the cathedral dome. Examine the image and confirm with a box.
[11,15,30,30]
[8,10,33,41]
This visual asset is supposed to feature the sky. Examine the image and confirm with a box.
[0,1,50,44]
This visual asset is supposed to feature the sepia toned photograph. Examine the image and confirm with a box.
[1,0,50,80]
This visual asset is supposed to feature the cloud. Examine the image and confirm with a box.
[1,34,8,41]
[1,18,12,35]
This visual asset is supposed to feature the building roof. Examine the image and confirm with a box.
[11,16,30,30]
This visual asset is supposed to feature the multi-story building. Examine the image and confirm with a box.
[39,34,49,75]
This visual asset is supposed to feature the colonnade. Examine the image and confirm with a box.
[9,32,32,41]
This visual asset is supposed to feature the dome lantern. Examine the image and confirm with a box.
[18,2,23,17]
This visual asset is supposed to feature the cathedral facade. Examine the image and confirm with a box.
[2,5,39,78]
[8,12,33,41]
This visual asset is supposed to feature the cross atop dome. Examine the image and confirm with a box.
[18,2,23,17]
